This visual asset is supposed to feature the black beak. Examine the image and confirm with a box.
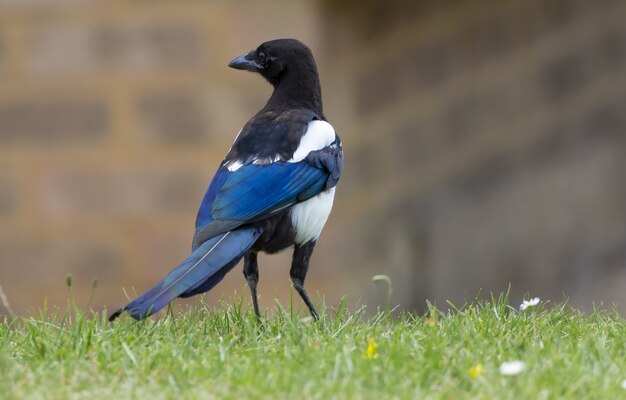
[228,53,260,71]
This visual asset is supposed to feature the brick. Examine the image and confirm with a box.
[529,122,581,164]
[0,237,122,314]
[65,242,121,281]
[390,118,438,165]
[444,94,488,144]
[0,35,4,69]
[453,16,518,66]
[0,100,108,145]
[321,0,444,44]
[0,176,14,214]
[528,95,626,165]
[443,88,515,145]
[406,42,451,91]
[580,97,626,139]
[28,24,206,75]
[537,0,593,32]
[355,63,394,113]
[539,52,588,101]
[448,154,518,198]
[152,171,208,211]
[43,168,207,217]
[596,28,626,72]
[0,0,98,7]
[137,92,210,144]
[356,40,450,113]
[135,229,193,283]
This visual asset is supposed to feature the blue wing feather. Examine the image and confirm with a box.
[192,161,329,250]
[109,227,262,320]
[195,168,232,230]
[212,163,326,220]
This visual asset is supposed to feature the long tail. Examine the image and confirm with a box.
[109,227,262,321]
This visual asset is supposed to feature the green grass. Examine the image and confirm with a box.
[1,294,625,399]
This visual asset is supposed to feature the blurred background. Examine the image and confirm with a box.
[0,0,624,318]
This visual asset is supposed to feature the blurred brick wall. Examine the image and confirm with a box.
[1,0,625,318]
[322,0,626,311]
[0,0,332,316]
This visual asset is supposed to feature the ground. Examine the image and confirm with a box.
[1,293,625,399]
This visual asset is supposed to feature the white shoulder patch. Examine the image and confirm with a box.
[225,160,243,171]
[289,120,336,163]
[290,187,336,244]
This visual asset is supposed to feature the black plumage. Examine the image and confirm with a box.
[109,39,342,321]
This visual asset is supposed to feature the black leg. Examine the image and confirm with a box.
[290,241,320,320]
[243,251,261,320]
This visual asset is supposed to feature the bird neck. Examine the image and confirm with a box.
[265,66,324,116]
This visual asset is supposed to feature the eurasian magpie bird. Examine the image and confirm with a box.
[109,39,343,321]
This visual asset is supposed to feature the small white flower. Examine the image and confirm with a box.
[519,297,540,311]
[500,360,526,376]
[621,379,626,389]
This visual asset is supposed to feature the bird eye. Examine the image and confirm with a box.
[258,52,267,63]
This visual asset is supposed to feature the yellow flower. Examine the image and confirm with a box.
[362,337,378,360]
[469,363,484,379]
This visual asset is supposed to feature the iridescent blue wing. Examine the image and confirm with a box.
[192,161,329,250]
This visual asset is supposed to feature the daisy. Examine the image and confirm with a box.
[500,361,526,376]
[519,297,540,311]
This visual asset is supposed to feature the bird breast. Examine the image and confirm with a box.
[290,187,335,245]
[289,119,337,244]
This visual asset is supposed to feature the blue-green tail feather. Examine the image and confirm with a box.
[109,227,262,321]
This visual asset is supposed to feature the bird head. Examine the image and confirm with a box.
[228,39,317,88]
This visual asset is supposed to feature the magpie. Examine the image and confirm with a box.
[109,39,343,322]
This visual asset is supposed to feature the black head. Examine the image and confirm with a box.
[228,39,318,88]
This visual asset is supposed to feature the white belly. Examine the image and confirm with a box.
[290,187,336,245]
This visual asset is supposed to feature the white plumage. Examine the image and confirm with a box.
[225,160,243,171]
[289,120,336,162]
[228,119,338,244]
[291,187,336,244]
[226,121,335,171]
[289,120,338,244]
